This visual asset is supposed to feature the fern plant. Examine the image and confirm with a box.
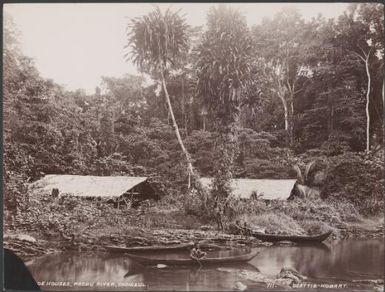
[293,160,328,199]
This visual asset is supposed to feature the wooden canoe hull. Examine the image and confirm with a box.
[106,243,194,253]
[252,231,332,243]
[126,250,260,266]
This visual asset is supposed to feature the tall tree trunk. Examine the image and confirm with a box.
[352,49,372,152]
[381,79,385,145]
[382,74,385,109]
[158,69,207,209]
[327,86,334,137]
[278,93,289,131]
[181,76,188,135]
[167,110,171,126]
[279,92,294,147]
[279,95,289,131]
[184,114,188,135]
[365,59,371,152]
[160,69,194,177]
[202,116,206,131]
[288,97,294,147]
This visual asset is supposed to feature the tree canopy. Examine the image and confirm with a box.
[3,4,384,219]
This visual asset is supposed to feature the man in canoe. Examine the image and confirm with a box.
[190,243,207,261]
[190,244,207,268]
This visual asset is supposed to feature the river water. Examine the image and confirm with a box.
[27,239,384,291]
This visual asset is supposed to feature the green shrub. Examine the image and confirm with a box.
[324,197,362,222]
[224,197,361,235]
[241,213,305,235]
[324,151,384,216]
[226,198,269,218]
[141,208,203,229]
[298,220,337,235]
[182,191,207,217]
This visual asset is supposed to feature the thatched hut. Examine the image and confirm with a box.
[29,175,159,208]
[199,177,297,200]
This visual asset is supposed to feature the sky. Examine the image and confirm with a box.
[4,3,349,94]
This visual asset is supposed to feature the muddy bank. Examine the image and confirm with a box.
[335,221,384,240]
[4,228,271,261]
[4,219,383,262]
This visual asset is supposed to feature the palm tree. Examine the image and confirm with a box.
[126,7,196,180]
[195,5,253,205]
[293,160,327,199]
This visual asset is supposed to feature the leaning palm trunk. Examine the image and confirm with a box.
[160,69,195,177]
[127,7,209,209]
[160,69,209,211]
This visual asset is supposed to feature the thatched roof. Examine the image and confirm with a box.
[29,175,148,198]
[200,178,297,200]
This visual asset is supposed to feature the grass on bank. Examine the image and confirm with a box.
[5,188,368,243]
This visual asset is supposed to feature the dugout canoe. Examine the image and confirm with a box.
[126,250,259,266]
[252,231,332,243]
[106,242,194,253]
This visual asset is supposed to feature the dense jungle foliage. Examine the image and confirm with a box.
[3,4,384,229]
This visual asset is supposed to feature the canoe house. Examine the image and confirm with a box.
[29,175,159,208]
[199,178,297,200]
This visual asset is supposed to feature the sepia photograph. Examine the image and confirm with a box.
[2,2,384,291]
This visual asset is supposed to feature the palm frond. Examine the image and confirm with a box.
[304,160,316,185]
[125,7,190,74]
[292,164,304,184]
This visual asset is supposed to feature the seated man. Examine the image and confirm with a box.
[235,220,245,234]
[190,244,207,260]
[243,222,252,236]
[228,220,241,235]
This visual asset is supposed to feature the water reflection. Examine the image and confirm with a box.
[27,240,384,291]
[253,240,384,281]
[28,253,135,290]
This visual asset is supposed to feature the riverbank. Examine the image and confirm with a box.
[4,228,272,262]
[4,217,383,263]
[4,192,383,261]
[4,220,384,292]
[337,217,384,239]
